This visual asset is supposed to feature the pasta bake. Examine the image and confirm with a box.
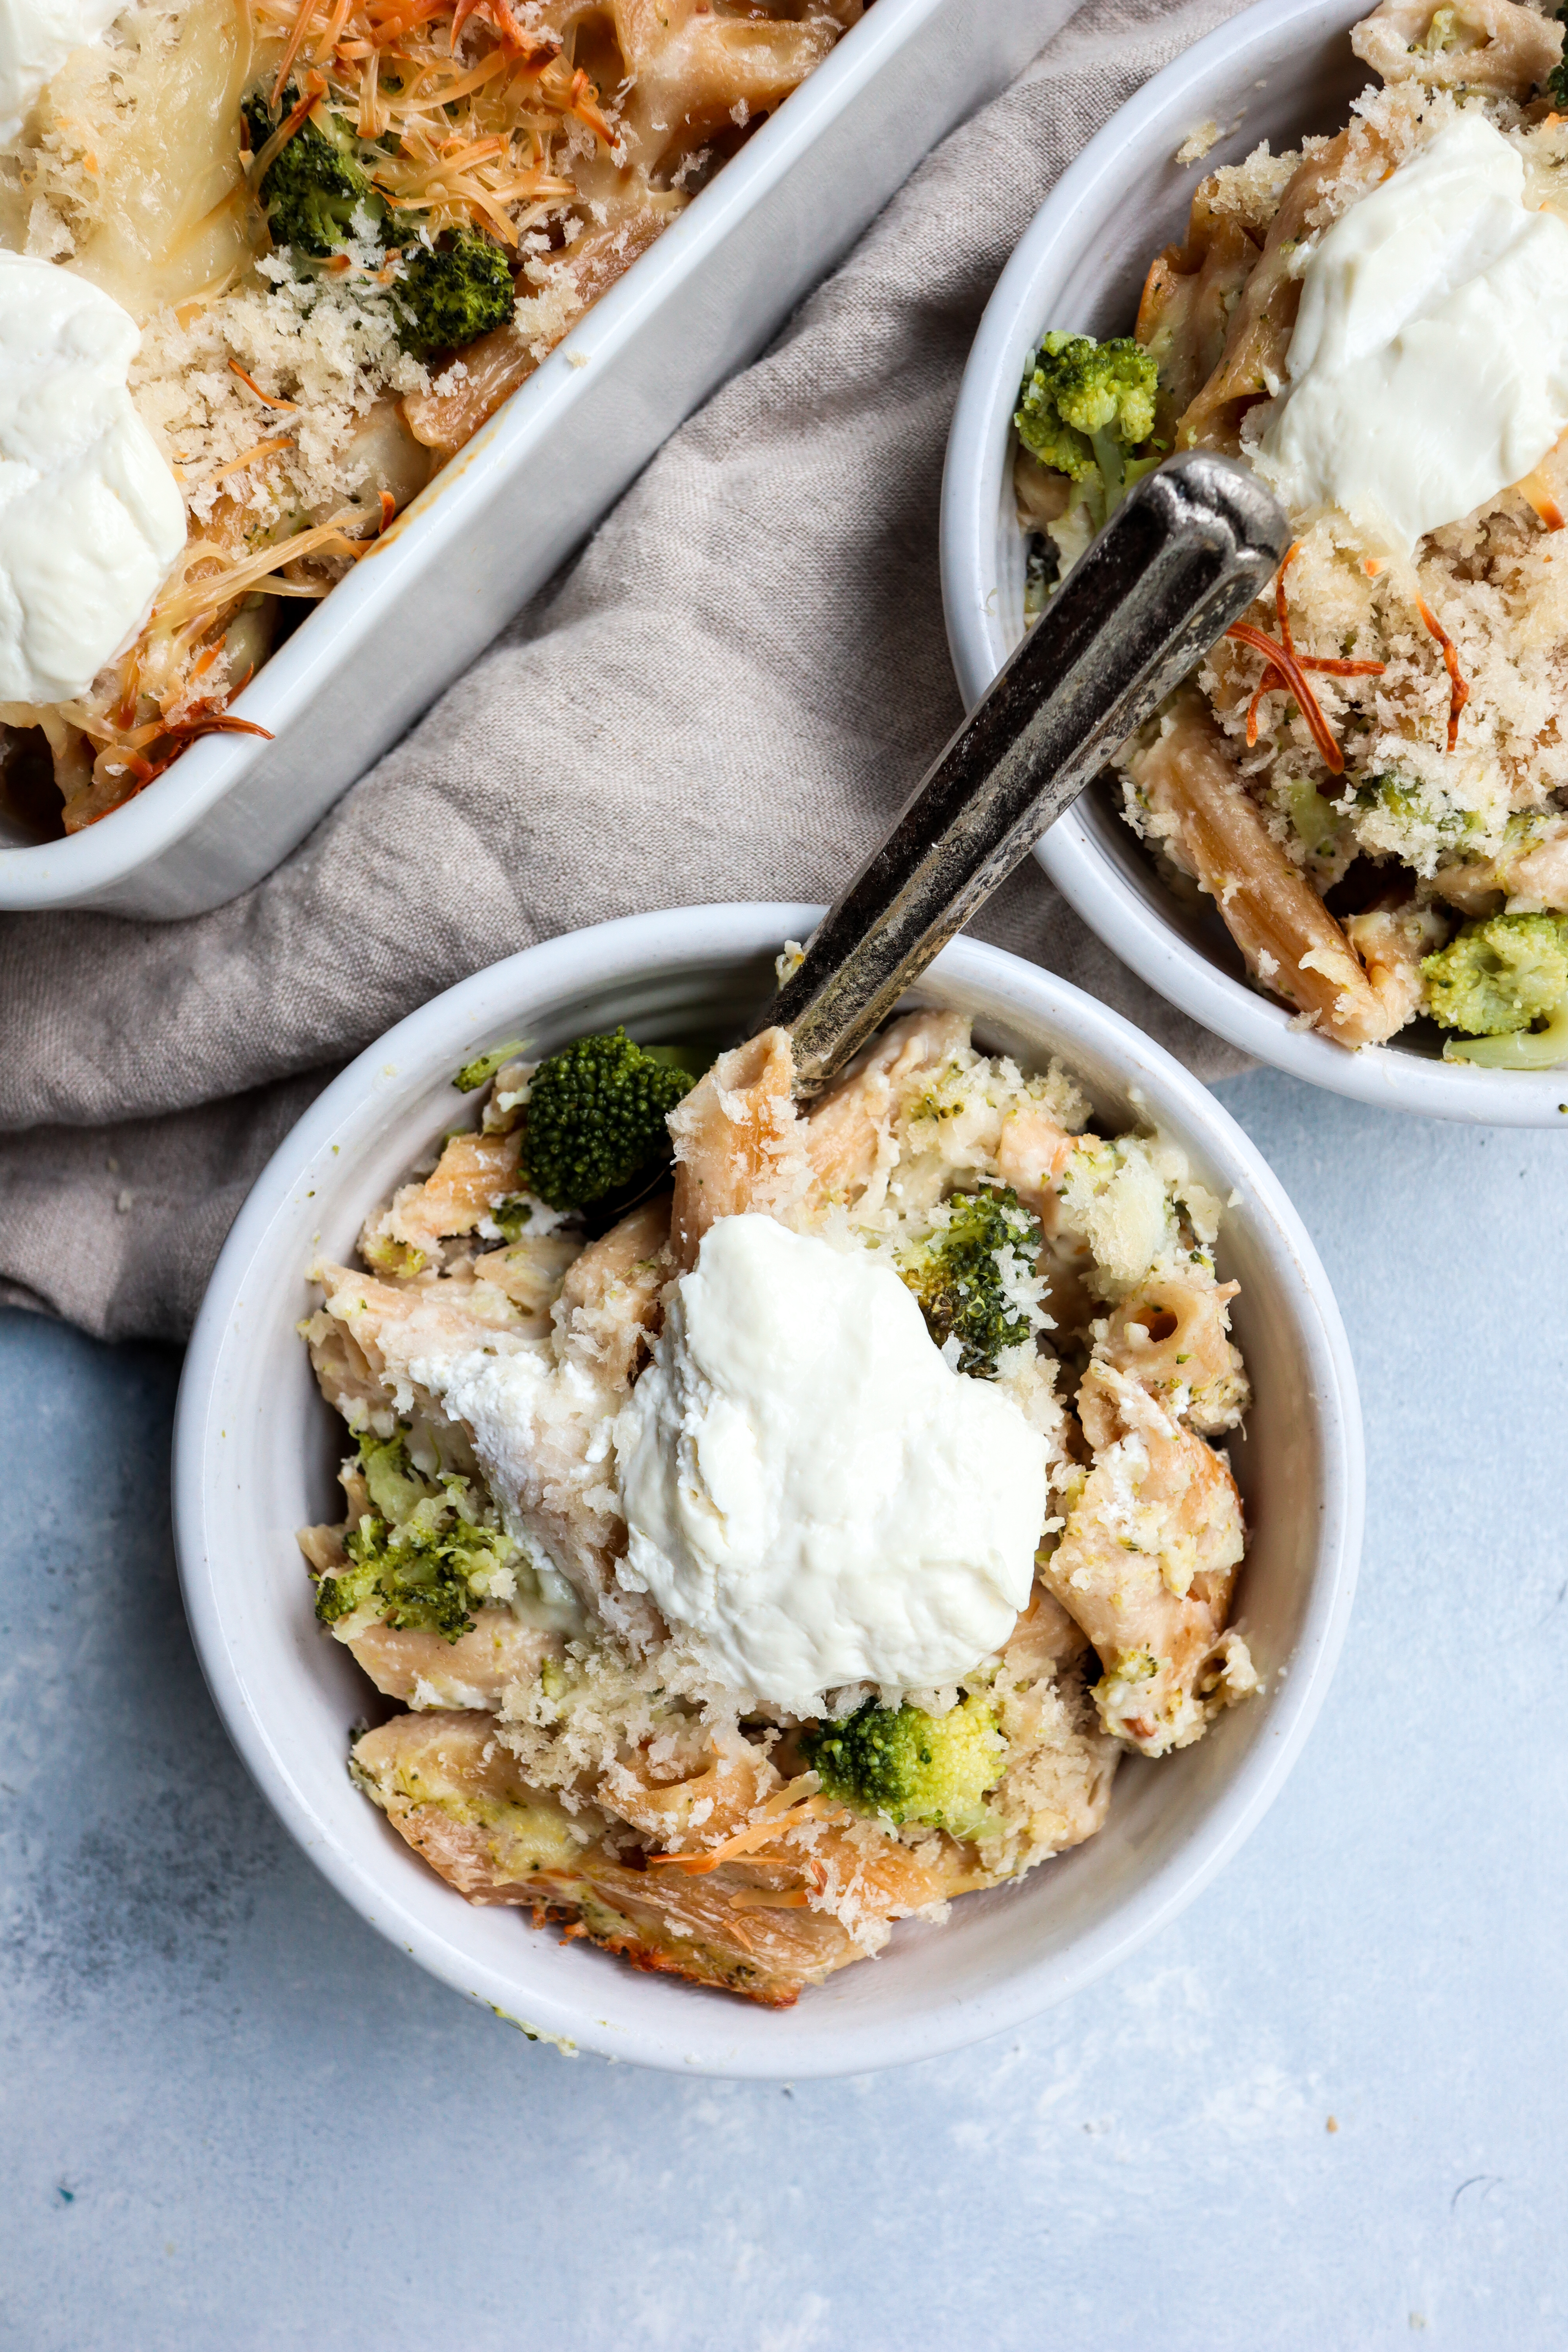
[1015,0,1568,1067]
[0,0,861,840]
[298,1004,1258,2008]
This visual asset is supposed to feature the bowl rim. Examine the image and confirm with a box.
[172,902,1365,2076]
[0,0,949,908]
[940,0,1568,1130]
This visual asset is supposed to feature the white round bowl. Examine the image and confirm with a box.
[942,0,1568,1128]
[173,904,1363,2077]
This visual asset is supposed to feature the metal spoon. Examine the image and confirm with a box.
[754,447,1289,1092]
[582,449,1287,1229]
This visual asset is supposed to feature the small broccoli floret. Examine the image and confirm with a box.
[1421,911,1568,1037]
[453,1038,528,1094]
[804,1696,1006,1837]
[1550,5,1568,108]
[314,1433,516,1642]
[896,1185,1042,1378]
[243,88,385,258]
[392,230,515,356]
[520,1026,695,1211]
[1015,330,1160,503]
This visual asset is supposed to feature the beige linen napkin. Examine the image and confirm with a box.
[0,0,1249,1339]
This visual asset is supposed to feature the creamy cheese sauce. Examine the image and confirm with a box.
[0,0,125,142]
[612,1214,1049,1715]
[0,252,185,702]
[1255,114,1568,551]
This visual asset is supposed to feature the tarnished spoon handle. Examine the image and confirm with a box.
[755,449,1290,1091]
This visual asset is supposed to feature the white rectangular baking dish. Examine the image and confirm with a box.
[0,0,1073,918]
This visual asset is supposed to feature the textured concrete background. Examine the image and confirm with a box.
[2,1065,1564,2351]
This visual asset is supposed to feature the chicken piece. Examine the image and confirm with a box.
[1002,1581,1092,1682]
[1127,690,1412,1045]
[353,1711,896,2007]
[309,1198,673,1650]
[359,1130,526,1276]
[995,1100,1079,1218]
[799,1009,969,1212]
[1344,895,1450,1033]
[610,0,856,165]
[553,1196,671,1389]
[1352,0,1561,94]
[668,1027,811,1269]
[989,1664,1121,1867]
[1045,1363,1248,1757]
[1091,1265,1250,1438]
[1429,824,1568,917]
[466,1230,583,1326]
[343,1612,563,1711]
[1175,127,1359,455]
[969,1589,1121,1869]
[309,1260,539,1406]
[601,1735,779,1850]
[302,1308,399,1438]
[1136,188,1272,449]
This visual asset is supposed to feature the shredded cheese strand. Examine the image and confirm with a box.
[1416,594,1471,753]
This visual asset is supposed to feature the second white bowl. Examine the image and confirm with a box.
[173,903,1362,2076]
[941,0,1568,1127]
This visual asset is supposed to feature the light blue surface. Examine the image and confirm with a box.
[2,1066,1564,2350]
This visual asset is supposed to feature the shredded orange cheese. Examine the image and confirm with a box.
[1416,595,1471,752]
[1227,543,1387,777]
[646,1793,844,1875]
[229,359,299,410]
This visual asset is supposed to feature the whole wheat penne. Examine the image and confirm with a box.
[1127,692,1407,1046]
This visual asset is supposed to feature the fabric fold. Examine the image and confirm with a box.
[0,0,1249,1339]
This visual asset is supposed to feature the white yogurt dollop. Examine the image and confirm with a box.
[0,0,126,142]
[0,253,186,704]
[1255,114,1568,551]
[613,1213,1049,1714]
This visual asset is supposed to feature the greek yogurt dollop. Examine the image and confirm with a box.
[0,252,186,704]
[1255,113,1568,551]
[0,0,126,142]
[613,1213,1049,1714]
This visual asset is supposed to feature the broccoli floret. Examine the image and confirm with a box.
[804,1695,1006,1838]
[1550,5,1568,108]
[1015,331,1160,508]
[520,1027,696,1211]
[1421,911,1568,1037]
[895,1185,1042,1378]
[243,88,385,258]
[490,1194,538,1243]
[314,1432,517,1642]
[1353,771,1478,845]
[391,230,515,356]
[454,1038,527,1094]
[359,1428,430,1523]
